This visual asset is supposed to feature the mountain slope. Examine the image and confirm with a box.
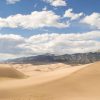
[55,52,100,64]
[5,52,100,64]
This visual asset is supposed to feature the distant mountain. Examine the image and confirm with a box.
[5,52,100,65]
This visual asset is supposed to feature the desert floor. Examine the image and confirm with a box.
[0,62,100,100]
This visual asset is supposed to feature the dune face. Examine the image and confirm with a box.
[0,62,100,100]
[0,64,26,79]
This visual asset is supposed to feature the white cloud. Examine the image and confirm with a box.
[64,9,83,20]
[0,10,68,29]
[0,34,24,40]
[43,0,67,7]
[81,12,100,29]
[0,53,17,60]
[6,0,21,4]
[0,31,100,59]
[0,34,26,55]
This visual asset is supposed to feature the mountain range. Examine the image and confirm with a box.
[5,52,100,65]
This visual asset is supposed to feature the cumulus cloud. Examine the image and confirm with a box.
[81,12,100,29]
[64,9,84,20]
[0,34,25,55]
[43,0,67,7]
[6,0,21,4]
[0,10,68,29]
[0,31,100,59]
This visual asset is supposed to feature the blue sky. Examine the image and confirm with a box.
[0,0,100,60]
[0,0,99,36]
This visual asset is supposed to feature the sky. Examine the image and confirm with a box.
[0,0,100,60]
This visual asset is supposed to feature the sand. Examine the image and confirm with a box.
[0,64,26,79]
[0,62,100,100]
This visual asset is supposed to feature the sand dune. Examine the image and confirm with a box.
[0,62,100,100]
[0,63,89,89]
[0,64,26,79]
